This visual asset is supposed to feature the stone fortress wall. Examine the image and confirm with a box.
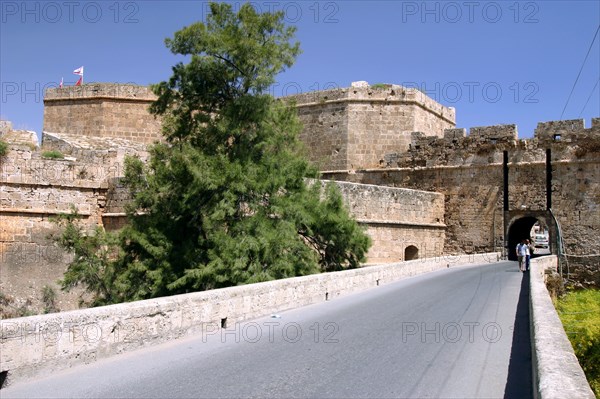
[284,81,456,171]
[0,120,150,313]
[323,115,600,286]
[1,87,447,313]
[1,81,599,315]
[43,84,162,144]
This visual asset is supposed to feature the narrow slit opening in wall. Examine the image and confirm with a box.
[221,317,227,329]
[376,279,380,286]
[325,292,329,301]
[0,370,8,389]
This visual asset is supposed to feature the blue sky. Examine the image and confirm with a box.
[1,1,599,141]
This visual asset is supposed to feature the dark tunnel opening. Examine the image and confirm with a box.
[507,217,539,261]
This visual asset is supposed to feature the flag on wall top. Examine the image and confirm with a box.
[73,66,84,86]
[59,77,63,88]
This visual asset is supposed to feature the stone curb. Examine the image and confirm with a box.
[529,256,595,399]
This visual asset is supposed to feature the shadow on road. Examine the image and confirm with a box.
[503,272,533,398]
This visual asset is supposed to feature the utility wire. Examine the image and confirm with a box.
[560,25,600,120]
[578,77,600,117]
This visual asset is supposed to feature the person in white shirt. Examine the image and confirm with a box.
[516,240,528,272]
[524,239,534,271]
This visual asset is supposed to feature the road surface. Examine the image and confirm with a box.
[2,261,532,398]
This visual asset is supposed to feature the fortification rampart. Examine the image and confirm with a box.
[43,84,162,144]
[0,136,148,315]
[284,82,456,170]
[1,129,446,314]
[3,81,600,315]
[324,117,600,286]
[331,181,445,263]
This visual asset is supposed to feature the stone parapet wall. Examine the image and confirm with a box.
[379,118,599,169]
[0,143,139,314]
[470,124,518,141]
[529,256,595,398]
[1,141,127,187]
[318,180,446,263]
[333,180,444,225]
[0,253,499,387]
[284,83,455,170]
[323,151,600,260]
[43,84,162,144]
[44,83,156,101]
[285,84,455,125]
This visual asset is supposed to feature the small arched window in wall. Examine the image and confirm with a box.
[405,245,419,261]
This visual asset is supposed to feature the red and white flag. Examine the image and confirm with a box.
[75,77,82,86]
[59,77,63,88]
[73,66,84,76]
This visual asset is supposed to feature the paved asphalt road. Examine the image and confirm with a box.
[3,261,532,398]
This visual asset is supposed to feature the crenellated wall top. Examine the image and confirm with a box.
[282,82,456,124]
[44,83,157,102]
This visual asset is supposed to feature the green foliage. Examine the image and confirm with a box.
[52,2,370,305]
[0,139,8,157]
[556,289,600,396]
[149,1,300,144]
[41,285,59,314]
[51,209,124,306]
[42,150,64,159]
[370,83,390,90]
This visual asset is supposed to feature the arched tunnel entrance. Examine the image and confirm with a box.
[507,216,540,261]
[405,245,419,261]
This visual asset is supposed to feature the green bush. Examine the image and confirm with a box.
[42,285,59,314]
[556,289,600,396]
[0,139,8,157]
[370,83,390,90]
[42,150,64,159]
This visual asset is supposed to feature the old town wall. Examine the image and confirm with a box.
[1,129,445,313]
[43,84,162,144]
[324,118,600,285]
[285,83,456,170]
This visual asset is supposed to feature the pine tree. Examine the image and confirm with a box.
[56,2,371,303]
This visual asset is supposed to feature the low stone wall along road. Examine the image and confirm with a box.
[2,261,533,398]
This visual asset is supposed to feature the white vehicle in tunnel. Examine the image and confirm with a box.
[533,233,549,249]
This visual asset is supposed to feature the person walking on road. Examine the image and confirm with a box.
[516,240,527,272]
[525,239,534,271]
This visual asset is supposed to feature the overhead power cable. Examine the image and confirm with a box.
[560,24,600,120]
[578,77,600,117]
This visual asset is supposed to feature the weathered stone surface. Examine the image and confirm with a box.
[324,118,600,261]
[4,83,600,313]
[43,84,162,144]
[530,256,595,399]
[284,83,456,170]
[331,180,446,262]
[0,140,146,313]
